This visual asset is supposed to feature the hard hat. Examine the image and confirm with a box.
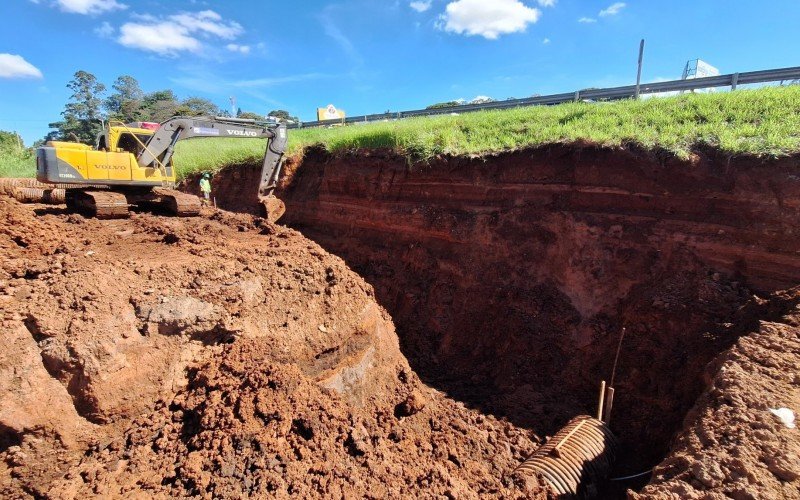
[203,173,210,179]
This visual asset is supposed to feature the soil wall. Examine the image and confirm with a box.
[200,145,800,473]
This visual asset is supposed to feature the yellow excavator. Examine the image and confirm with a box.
[35,116,288,221]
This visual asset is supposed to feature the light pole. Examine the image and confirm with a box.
[635,39,645,100]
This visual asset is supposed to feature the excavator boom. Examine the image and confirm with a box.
[137,116,288,221]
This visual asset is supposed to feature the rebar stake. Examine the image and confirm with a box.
[597,380,607,421]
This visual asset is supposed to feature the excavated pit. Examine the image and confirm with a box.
[192,144,800,493]
[1,143,798,498]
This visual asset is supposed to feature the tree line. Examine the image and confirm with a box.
[46,70,298,145]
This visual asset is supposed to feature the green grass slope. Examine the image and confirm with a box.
[0,151,36,178]
[3,86,799,180]
[0,130,36,178]
[177,86,800,178]
[287,86,800,158]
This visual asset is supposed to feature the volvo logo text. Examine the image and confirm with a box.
[226,130,258,137]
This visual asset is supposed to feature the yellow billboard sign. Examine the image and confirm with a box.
[317,104,346,121]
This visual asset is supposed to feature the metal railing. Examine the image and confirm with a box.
[289,66,800,129]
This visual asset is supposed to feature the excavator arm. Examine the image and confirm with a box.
[138,116,288,221]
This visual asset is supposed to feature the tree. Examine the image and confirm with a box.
[106,75,144,123]
[268,109,298,123]
[0,130,24,151]
[137,93,220,121]
[176,97,220,117]
[426,101,462,110]
[140,90,180,122]
[48,70,106,144]
[237,110,264,120]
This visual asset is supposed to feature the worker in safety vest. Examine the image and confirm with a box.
[199,173,212,206]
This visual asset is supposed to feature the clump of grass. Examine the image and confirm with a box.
[0,148,36,178]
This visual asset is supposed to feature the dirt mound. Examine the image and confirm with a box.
[49,341,542,498]
[0,198,540,498]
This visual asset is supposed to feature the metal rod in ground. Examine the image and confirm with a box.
[603,387,616,424]
[597,380,607,421]
[610,327,627,387]
[635,39,645,100]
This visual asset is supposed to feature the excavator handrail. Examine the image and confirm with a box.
[108,120,173,186]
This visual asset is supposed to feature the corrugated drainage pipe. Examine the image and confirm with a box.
[514,415,619,498]
[43,189,66,204]
[12,187,47,203]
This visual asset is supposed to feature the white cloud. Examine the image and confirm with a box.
[470,95,493,103]
[119,22,201,54]
[52,0,126,15]
[537,0,556,6]
[0,54,43,79]
[117,10,243,56]
[409,1,432,12]
[170,10,242,39]
[578,17,597,23]
[94,21,114,37]
[599,2,626,16]
[542,37,550,44]
[438,0,541,40]
[226,43,251,54]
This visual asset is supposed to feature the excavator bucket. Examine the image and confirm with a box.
[260,195,286,223]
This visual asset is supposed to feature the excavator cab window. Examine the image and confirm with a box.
[117,133,152,156]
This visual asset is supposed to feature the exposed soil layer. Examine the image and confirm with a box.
[633,294,800,499]
[199,144,800,494]
[0,198,542,498]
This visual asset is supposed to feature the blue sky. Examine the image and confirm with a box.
[1,0,798,144]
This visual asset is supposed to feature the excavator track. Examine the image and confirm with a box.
[66,190,130,219]
[152,188,202,217]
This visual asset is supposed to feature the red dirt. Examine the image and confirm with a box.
[633,294,800,499]
[2,142,799,498]
[197,144,800,496]
[0,197,542,498]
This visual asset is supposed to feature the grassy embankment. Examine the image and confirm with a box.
[0,136,36,178]
[3,86,799,180]
[179,86,800,178]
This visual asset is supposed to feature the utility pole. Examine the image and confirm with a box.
[635,39,645,100]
